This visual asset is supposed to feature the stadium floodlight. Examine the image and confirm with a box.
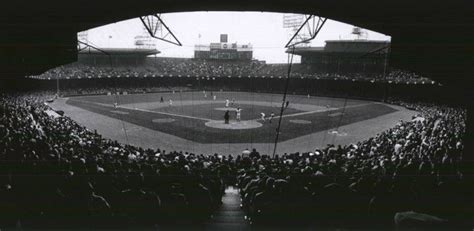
[284,15,327,48]
[139,14,182,46]
[283,14,305,28]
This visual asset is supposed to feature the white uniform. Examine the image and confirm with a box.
[113,102,118,108]
[213,95,217,101]
[169,99,173,106]
[225,99,230,107]
[260,112,266,121]
[236,108,242,121]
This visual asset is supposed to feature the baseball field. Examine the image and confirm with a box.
[50,91,416,155]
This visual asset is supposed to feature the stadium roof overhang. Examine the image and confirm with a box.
[287,40,391,55]
[287,47,325,56]
[79,48,160,56]
[0,0,471,88]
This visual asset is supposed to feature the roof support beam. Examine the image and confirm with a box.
[285,15,327,48]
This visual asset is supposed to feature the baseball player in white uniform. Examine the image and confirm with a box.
[236,108,242,122]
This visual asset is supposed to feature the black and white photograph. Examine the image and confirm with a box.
[0,1,472,230]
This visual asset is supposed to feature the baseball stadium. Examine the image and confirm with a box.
[0,6,472,231]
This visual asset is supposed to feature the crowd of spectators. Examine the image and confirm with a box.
[57,86,190,96]
[0,92,235,229]
[0,90,468,229]
[236,101,469,229]
[30,58,433,84]
[147,58,265,77]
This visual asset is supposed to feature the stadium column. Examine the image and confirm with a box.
[464,104,473,176]
[462,102,474,221]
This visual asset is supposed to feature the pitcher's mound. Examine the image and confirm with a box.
[205,120,262,130]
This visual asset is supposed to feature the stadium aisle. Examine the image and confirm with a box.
[206,186,249,231]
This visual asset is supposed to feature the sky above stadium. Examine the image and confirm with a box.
[83,12,390,63]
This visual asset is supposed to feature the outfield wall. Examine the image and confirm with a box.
[1,76,459,104]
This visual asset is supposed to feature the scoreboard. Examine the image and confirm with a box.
[195,34,253,61]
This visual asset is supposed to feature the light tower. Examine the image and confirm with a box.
[134,24,157,50]
[283,14,310,47]
[283,13,327,48]
[139,13,182,46]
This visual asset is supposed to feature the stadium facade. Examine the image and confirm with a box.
[288,40,389,73]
